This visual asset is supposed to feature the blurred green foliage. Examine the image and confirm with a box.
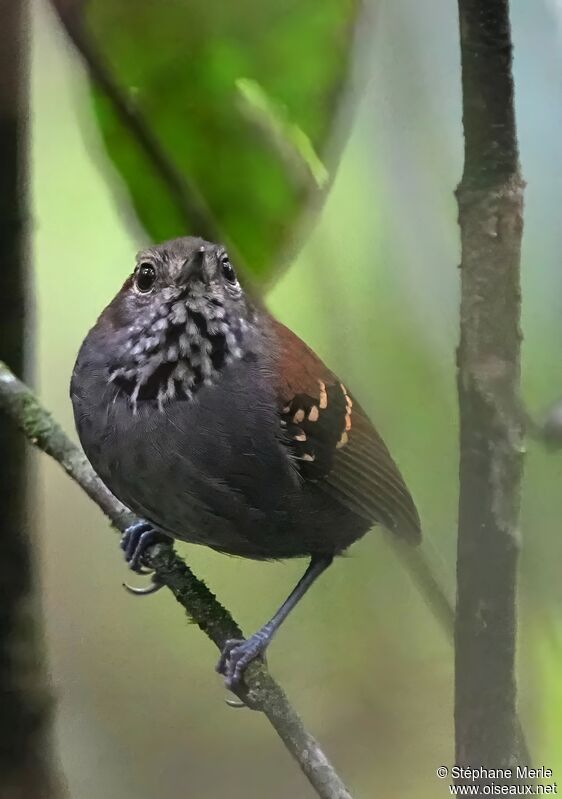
[30,0,562,797]
[76,0,359,279]
[33,7,456,797]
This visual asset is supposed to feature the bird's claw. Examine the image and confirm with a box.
[120,521,168,597]
[224,697,248,709]
[123,575,164,596]
[216,636,267,689]
[120,521,167,572]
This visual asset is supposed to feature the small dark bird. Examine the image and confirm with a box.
[71,237,420,688]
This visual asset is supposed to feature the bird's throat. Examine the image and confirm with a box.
[107,294,247,410]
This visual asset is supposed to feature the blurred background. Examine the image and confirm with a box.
[26,0,562,796]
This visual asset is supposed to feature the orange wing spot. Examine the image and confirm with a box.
[318,380,328,409]
[308,405,319,422]
[293,409,305,423]
[294,431,307,441]
[301,453,315,462]
[340,383,353,432]
[336,431,349,448]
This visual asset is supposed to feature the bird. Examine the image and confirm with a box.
[70,236,420,689]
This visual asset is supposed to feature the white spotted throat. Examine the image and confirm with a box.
[71,236,420,688]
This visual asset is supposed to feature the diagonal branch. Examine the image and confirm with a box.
[0,361,354,799]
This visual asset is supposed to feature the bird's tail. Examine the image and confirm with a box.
[388,533,455,639]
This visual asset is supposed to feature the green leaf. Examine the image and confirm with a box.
[235,78,329,191]
[55,0,360,281]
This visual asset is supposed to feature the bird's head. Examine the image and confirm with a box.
[95,236,259,407]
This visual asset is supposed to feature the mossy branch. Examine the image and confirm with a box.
[0,361,354,799]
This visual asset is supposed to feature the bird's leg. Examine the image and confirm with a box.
[216,554,333,689]
[120,520,169,595]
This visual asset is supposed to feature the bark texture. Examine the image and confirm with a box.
[455,0,527,781]
[0,3,64,797]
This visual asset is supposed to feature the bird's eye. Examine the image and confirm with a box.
[221,256,237,284]
[135,263,156,293]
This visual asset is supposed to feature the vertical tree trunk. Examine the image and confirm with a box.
[455,0,527,786]
[0,2,64,796]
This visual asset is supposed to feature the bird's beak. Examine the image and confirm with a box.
[177,246,206,284]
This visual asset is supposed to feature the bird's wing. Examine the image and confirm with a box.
[271,319,421,544]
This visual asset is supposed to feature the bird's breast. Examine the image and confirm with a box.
[71,351,298,550]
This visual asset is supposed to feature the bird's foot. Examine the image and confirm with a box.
[120,521,167,596]
[120,520,168,572]
[216,633,269,690]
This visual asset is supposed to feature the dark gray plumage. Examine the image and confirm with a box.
[71,236,420,686]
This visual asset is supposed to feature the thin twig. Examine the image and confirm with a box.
[390,537,530,764]
[0,361,354,799]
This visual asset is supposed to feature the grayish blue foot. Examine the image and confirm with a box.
[120,520,168,572]
[216,630,271,689]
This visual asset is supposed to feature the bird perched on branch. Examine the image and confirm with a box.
[71,236,420,688]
